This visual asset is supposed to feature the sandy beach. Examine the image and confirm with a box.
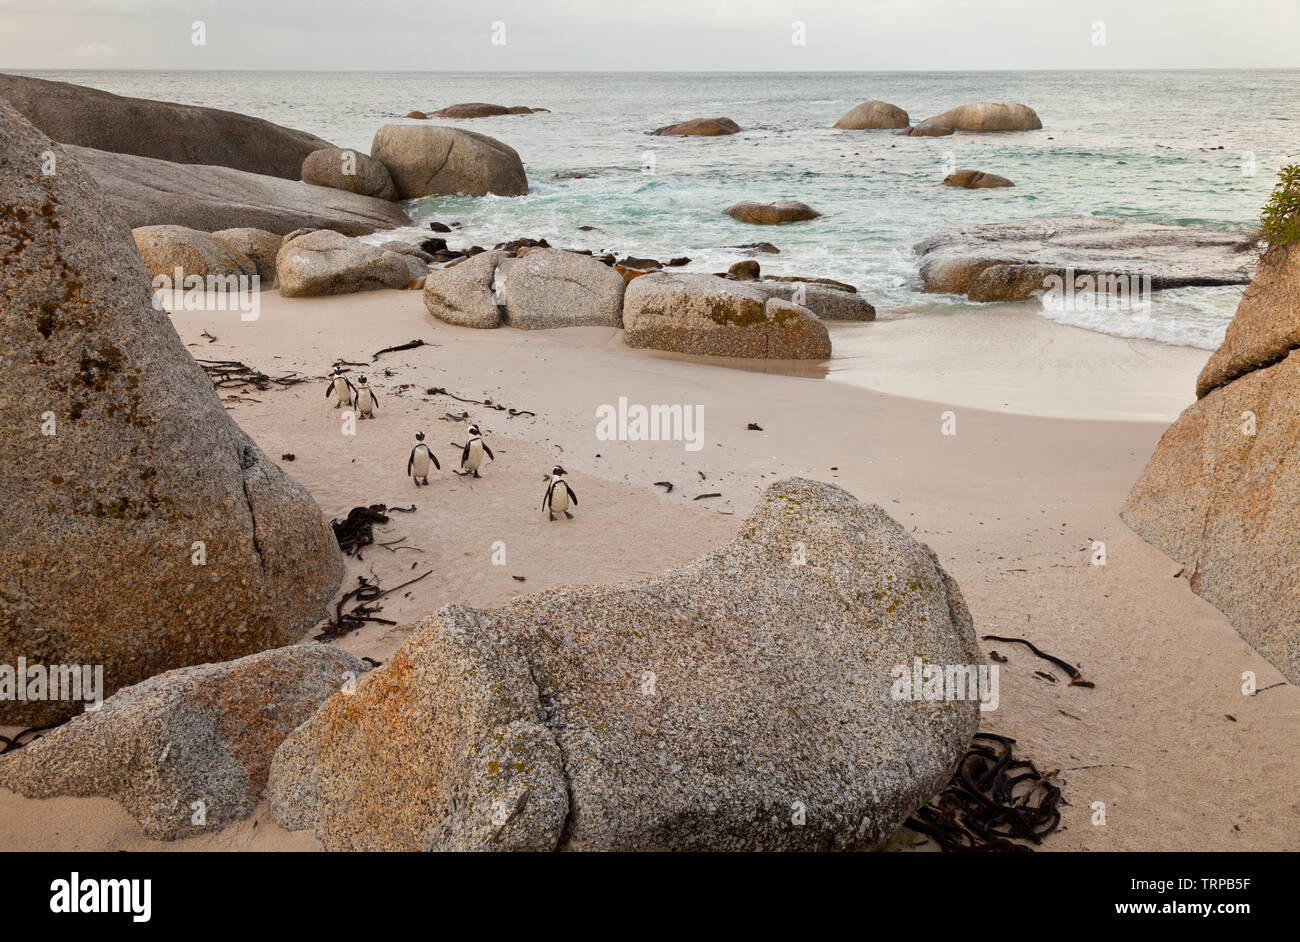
[3,288,1294,851]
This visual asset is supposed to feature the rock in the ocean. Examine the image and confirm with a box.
[433,103,541,118]
[728,259,761,280]
[268,478,982,851]
[301,148,397,201]
[833,100,909,130]
[0,73,334,180]
[370,124,528,198]
[898,120,954,137]
[1122,243,1300,684]
[0,103,343,726]
[404,111,428,120]
[275,230,414,297]
[210,228,284,286]
[726,200,822,225]
[925,102,1042,132]
[502,248,626,329]
[915,216,1254,300]
[942,169,1015,188]
[1196,243,1300,398]
[0,645,365,840]
[132,224,258,282]
[65,144,411,235]
[755,281,877,322]
[423,250,506,328]
[623,272,830,358]
[651,117,741,136]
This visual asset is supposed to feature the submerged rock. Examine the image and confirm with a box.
[268,478,982,851]
[301,147,397,201]
[651,117,741,136]
[942,169,1015,188]
[925,102,1042,132]
[502,248,626,329]
[275,230,414,297]
[433,103,543,118]
[898,120,954,137]
[623,272,830,359]
[0,645,366,840]
[0,103,343,725]
[370,124,528,198]
[423,250,507,328]
[726,200,822,225]
[834,100,909,130]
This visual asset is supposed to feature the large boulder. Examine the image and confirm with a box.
[0,645,365,840]
[0,103,344,726]
[268,478,982,851]
[942,169,1015,188]
[423,251,506,328]
[833,100,909,130]
[1122,243,1300,685]
[370,125,528,198]
[275,230,414,297]
[210,228,284,286]
[301,148,397,201]
[501,248,626,329]
[0,73,333,179]
[623,272,831,359]
[1197,244,1300,398]
[65,144,411,235]
[650,117,741,136]
[924,102,1042,132]
[915,217,1255,300]
[132,224,257,283]
[754,281,877,321]
[726,200,822,225]
[898,120,954,137]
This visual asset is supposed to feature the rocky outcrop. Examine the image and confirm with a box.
[0,645,365,840]
[301,148,397,201]
[370,125,528,198]
[834,100,909,130]
[501,248,626,329]
[64,144,411,235]
[943,169,1014,189]
[268,478,982,851]
[651,117,741,136]
[1122,243,1300,684]
[423,250,506,328]
[132,224,257,282]
[1196,244,1300,398]
[0,103,344,726]
[754,281,877,321]
[210,228,284,286]
[726,200,822,225]
[275,230,414,297]
[898,120,954,137]
[915,217,1255,300]
[623,273,831,359]
[0,73,333,179]
[923,102,1042,132]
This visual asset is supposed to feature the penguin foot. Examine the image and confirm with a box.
[548,513,556,521]
[473,471,482,479]
[564,511,574,519]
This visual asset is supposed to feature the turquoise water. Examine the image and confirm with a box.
[25,69,1300,348]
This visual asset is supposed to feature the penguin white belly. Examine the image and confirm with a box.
[411,448,431,478]
[465,439,484,472]
[549,481,569,513]
[332,377,352,404]
[356,388,375,414]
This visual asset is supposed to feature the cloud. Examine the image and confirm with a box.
[74,40,118,57]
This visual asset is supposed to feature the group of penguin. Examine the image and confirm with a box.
[326,367,579,520]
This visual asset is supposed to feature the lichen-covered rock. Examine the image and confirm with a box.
[833,100,909,130]
[0,103,344,726]
[623,272,830,358]
[301,148,397,201]
[423,250,506,328]
[268,478,982,851]
[754,281,877,322]
[275,229,414,297]
[0,645,365,840]
[370,125,528,198]
[650,117,741,136]
[726,200,821,225]
[132,224,257,282]
[942,169,1015,188]
[502,248,626,329]
[210,227,283,286]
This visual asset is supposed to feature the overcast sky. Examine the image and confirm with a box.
[1,0,1297,71]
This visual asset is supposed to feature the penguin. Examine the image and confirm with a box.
[542,465,578,520]
[460,423,495,478]
[407,431,439,486]
[325,367,356,409]
[354,374,379,419]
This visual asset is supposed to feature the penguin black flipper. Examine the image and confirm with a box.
[431,451,441,470]
[461,441,471,467]
[542,485,552,511]
[407,446,416,476]
[346,378,358,401]
[564,483,578,506]
[325,382,334,400]
[483,443,495,461]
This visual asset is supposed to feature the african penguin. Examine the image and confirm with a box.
[542,465,578,520]
[460,423,495,478]
[407,431,439,486]
[325,367,356,409]
[354,375,378,419]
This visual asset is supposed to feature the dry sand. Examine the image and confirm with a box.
[3,288,1295,852]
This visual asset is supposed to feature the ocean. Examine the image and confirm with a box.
[22,68,1300,349]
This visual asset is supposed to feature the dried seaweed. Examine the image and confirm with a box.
[372,339,426,360]
[331,504,391,557]
[982,634,1094,687]
[197,359,310,392]
[426,386,536,418]
[0,722,61,755]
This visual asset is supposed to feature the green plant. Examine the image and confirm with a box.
[1259,163,1300,251]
